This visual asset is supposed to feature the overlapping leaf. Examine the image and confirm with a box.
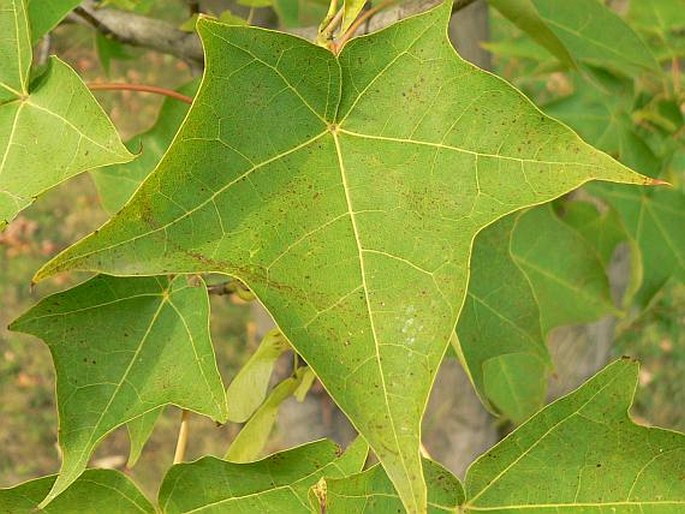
[0,469,154,513]
[316,360,685,512]
[10,275,228,506]
[0,0,133,228]
[126,407,163,467]
[464,359,685,512]
[456,202,629,423]
[34,3,653,511]
[543,72,684,306]
[455,215,549,423]
[159,438,368,513]
[560,199,642,306]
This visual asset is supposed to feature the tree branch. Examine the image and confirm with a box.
[74,0,204,64]
[73,0,479,64]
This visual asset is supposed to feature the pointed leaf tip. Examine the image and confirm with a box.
[649,177,672,186]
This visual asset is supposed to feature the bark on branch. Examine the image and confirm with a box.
[73,0,479,65]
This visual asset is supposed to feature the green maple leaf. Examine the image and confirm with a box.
[592,184,685,305]
[35,3,654,511]
[0,0,132,228]
[10,275,228,507]
[465,359,685,513]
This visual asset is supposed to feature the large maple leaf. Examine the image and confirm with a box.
[35,3,652,511]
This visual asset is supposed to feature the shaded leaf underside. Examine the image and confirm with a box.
[35,3,650,511]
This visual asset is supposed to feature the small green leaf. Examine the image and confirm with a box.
[558,199,643,307]
[0,56,133,227]
[511,205,619,332]
[126,407,163,467]
[482,352,547,424]
[591,185,685,305]
[27,0,81,43]
[226,328,290,423]
[0,469,155,513]
[320,458,464,513]
[456,215,550,423]
[341,0,367,35]
[159,438,368,513]
[225,367,314,462]
[10,275,228,507]
[559,200,631,266]
[218,9,248,26]
[35,4,651,511]
[464,358,685,512]
[91,80,199,215]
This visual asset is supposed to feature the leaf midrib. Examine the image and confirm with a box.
[331,129,413,495]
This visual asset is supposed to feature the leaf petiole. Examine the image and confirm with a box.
[173,410,191,464]
[87,82,193,104]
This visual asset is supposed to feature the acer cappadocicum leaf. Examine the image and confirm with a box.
[34,3,655,512]
[10,274,228,507]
